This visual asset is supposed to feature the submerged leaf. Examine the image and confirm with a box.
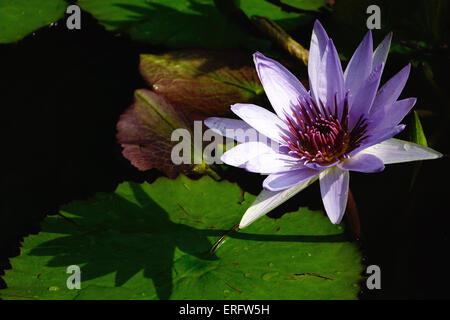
[1,176,363,300]
[116,89,194,177]
[117,50,272,176]
[140,50,265,119]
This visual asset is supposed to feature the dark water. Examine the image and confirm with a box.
[0,11,152,289]
[1,9,450,300]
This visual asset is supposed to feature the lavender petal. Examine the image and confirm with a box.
[245,152,304,174]
[220,141,277,168]
[309,20,330,105]
[372,32,392,71]
[344,31,373,104]
[370,64,411,114]
[338,153,385,173]
[263,168,321,192]
[204,117,270,144]
[253,52,309,119]
[368,97,416,132]
[319,167,349,224]
[317,39,345,109]
[350,124,406,156]
[358,138,443,164]
[231,103,289,144]
[239,175,319,228]
[349,62,384,129]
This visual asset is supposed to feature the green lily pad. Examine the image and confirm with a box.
[239,0,314,30]
[279,0,327,12]
[0,0,66,43]
[77,0,312,48]
[1,176,362,300]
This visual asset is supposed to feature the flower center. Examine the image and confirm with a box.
[281,94,368,166]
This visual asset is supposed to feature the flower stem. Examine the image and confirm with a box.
[345,188,360,239]
[192,162,221,181]
[250,15,309,67]
[210,223,240,253]
[213,1,309,66]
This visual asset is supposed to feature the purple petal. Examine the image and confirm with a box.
[359,138,442,164]
[304,160,339,170]
[220,141,277,168]
[349,62,384,129]
[253,52,309,118]
[239,176,319,228]
[372,32,392,71]
[309,20,330,105]
[319,167,349,224]
[369,98,416,132]
[317,39,345,108]
[344,31,373,102]
[263,167,321,192]
[338,153,385,173]
[204,117,269,144]
[351,124,406,156]
[246,153,303,174]
[231,103,288,144]
[370,64,411,114]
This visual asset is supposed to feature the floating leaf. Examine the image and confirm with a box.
[0,0,66,43]
[1,176,362,300]
[279,0,328,12]
[239,0,314,31]
[78,0,312,49]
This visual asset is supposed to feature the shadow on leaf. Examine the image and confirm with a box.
[28,180,347,299]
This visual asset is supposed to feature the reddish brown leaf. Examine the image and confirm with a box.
[139,50,265,120]
[116,89,193,178]
[117,50,308,178]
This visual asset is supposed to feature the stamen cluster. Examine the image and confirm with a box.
[281,94,369,166]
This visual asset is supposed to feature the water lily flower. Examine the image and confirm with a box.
[205,20,442,228]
